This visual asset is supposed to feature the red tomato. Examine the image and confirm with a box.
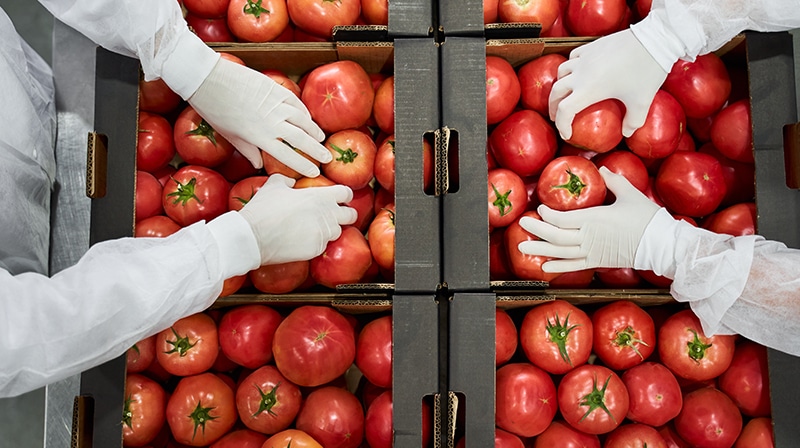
[564,0,626,36]
[532,420,601,448]
[663,53,732,119]
[495,362,558,437]
[310,226,373,288]
[505,211,561,282]
[566,99,625,153]
[286,0,361,38]
[123,373,167,447]
[356,315,392,388]
[301,61,374,133]
[622,362,683,427]
[346,185,376,232]
[295,386,365,448]
[519,300,592,374]
[216,149,261,183]
[592,150,649,193]
[657,422,692,448]
[498,0,560,34]
[186,14,236,42]
[710,99,754,164]
[734,417,774,448]
[490,228,514,281]
[657,309,736,382]
[183,0,228,18]
[167,373,237,446]
[486,56,522,125]
[209,429,268,448]
[655,151,727,218]
[173,105,235,168]
[558,364,629,435]
[249,260,310,294]
[548,268,595,288]
[139,80,181,115]
[595,267,643,288]
[156,313,219,377]
[322,128,377,189]
[228,175,268,211]
[262,147,321,180]
[235,365,302,435]
[363,389,392,448]
[604,423,668,448]
[489,109,559,178]
[367,203,395,274]
[702,202,756,237]
[218,51,246,65]
[483,0,499,23]
[262,429,323,447]
[591,300,655,371]
[489,168,529,229]
[218,304,282,369]
[537,155,607,211]
[496,308,518,366]
[162,165,231,226]
[625,89,686,160]
[272,306,356,387]
[517,53,567,116]
[373,135,396,192]
[717,340,771,417]
[137,111,176,173]
[126,335,157,374]
[136,170,164,222]
[698,143,755,206]
[361,0,389,25]
[261,69,302,97]
[227,0,289,42]
[373,75,394,134]
[674,387,743,448]
[219,274,247,298]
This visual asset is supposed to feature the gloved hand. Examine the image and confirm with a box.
[518,167,661,273]
[239,174,357,265]
[548,28,672,141]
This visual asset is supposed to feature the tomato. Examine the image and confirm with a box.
[235,365,302,435]
[505,211,561,282]
[301,61,374,133]
[532,420,601,448]
[622,362,683,427]
[698,143,755,206]
[657,309,736,382]
[565,99,625,153]
[663,53,731,119]
[373,135,396,193]
[486,56,521,125]
[322,128,377,189]
[734,417,774,448]
[496,307,518,366]
[250,259,310,294]
[218,51,246,65]
[625,90,686,160]
[136,170,164,222]
[295,386,365,448]
[173,105,235,168]
[227,0,289,42]
[361,0,388,24]
[363,389,392,448]
[167,373,237,446]
[701,202,756,237]
[126,335,157,374]
[488,168,529,229]
[548,268,595,288]
[183,0,228,18]
[489,109,558,178]
[272,305,356,387]
[710,99,754,164]
[655,151,727,218]
[186,14,236,43]
[137,111,176,173]
[218,304,282,369]
[591,300,655,371]
[537,155,606,211]
[595,268,643,288]
[657,423,692,448]
[367,203,395,274]
[674,387,743,448]
[216,149,262,183]
[310,226,373,288]
[558,364,629,435]
[565,0,626,36]
[163,165,231,226]
[498,0,560,34]
[261,69,302,97]
[209,429,268,448]
[139,79,181,115]
[490,228,514,281]
[355,315,392,388]
[156,313,219,377]
[495,362,558,437]
[717,340,771,417]
[262,146,321,180]
[483,0,499,23]
[228,175,269,212]
[373,75,394,134]
[286,0,361,38]
[262,429,323,448]
[517,53,567,117]
[592,150,649,194]
[519,300,592,374]
[123,373,167,447]
[604,423,668,448]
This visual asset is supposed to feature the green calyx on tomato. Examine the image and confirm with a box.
[381,208,396,226]
[242,0,269,18]
[189,400,220,440]
[166,177,202,206]
[491,182,514,217]
[545,311,580,367]
[185,118,219,146]
[122,395,134,428]
[614,326,649,360]
[686,329,713,363]
[330,144,359,164]
[164,327,197,357]
[553,168,586,197]
[253,383,281,417]
[578,373,616,423]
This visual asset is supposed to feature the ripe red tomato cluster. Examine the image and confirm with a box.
[453,300,773,447]
[180,0,389,43]
[123,305,433,447]
[487,49,756,289]
[136,53,435,294]
[482,0,637,38]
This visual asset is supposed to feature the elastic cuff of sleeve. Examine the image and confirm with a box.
[160,29,220,100]
[633,208,681,277]
[630,13,688,73]
[206,211,261,279]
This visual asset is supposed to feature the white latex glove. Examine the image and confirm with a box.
[518,167,661,273]
[548,28,672,141]
[238,174,357,265]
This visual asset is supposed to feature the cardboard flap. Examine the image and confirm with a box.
[86,132,108,199]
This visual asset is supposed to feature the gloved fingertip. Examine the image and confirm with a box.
[268,173,296,187]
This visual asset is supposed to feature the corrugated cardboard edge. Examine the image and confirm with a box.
[783,122,800,189]
[86,132,108,199]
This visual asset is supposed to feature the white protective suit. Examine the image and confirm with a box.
[0,0,352,398]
